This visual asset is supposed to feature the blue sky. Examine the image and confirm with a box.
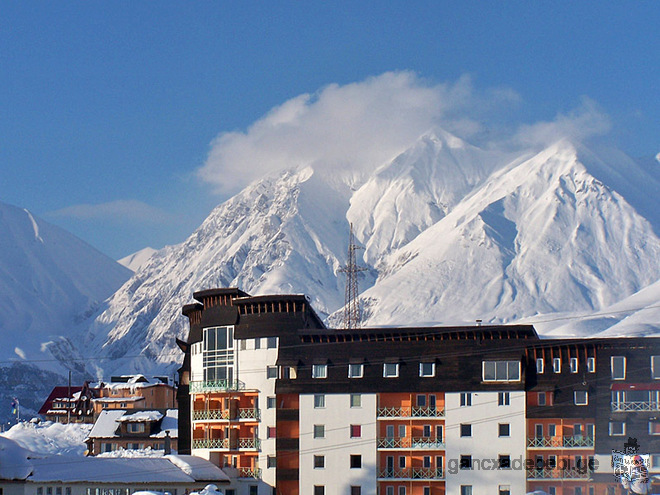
[1,2,658,259]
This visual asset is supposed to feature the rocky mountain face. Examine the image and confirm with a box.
[4,130,660,384]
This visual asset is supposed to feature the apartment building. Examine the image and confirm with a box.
[177,287,660,495]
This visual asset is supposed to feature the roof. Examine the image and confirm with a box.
[0,435,228,483]
[88,410,178,439]
[38,386,83,415]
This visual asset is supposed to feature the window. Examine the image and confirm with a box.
[281,366,297,379]
[419,362,435,377]
[386,488,394,495]
[547,455,557,468]
[350,454,362,468]
[266,336,277,348]
[423,424,431,437]
[314,455,325,468]
[127,423,145,433]
[460,455,472,470]
[652,455,660,469]
[553,357,561,373]
[548,424,557,437]
[460,424,472,437]
[535,424,544,438]
[499,486,511,495]
[350,394,361,408]
[416,394,427,407]
[498,392,510,406]
[460,392,472,406]
[267,396,276,409]
[574,390,588,405]
[383,363,399,377]
[587,357,596,373]
[570,357,578,373]
[650,420,660,435]
[249,486,257,495]
[538,392,547,406]
[499,423,510,437]
[266,366,278,379]
[398,424,406,437]
[38,489,43,495]
[611,356,626,380]
[398,456,406,468]
[436,425,444,442]
[351,488,361,495]
[348,363,363,378]
[549,488,557,495]
[460,486,473,495]
[424,489,431,495]
[314,424,325,438]
[499,454,511,469]
[536,358,544,374]
[267,455,277,468]
[314,487,324,495]
[314,394,325,408]
[203,326,235,383]
[56,488,62,495]
[398,488,406,495]
[575,488,582,495]
[350,424,362,438]
[254,338,261,349]
[423,456,431,468]
[267,427,276,438]
[312,364,327,379]
[482,361,520,382]
[609,421,625,436]
[652,356,660,379]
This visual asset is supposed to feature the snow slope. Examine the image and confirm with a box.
[1,420,92,456]
[118,247,157,272]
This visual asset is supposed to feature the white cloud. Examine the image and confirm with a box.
[48,200,173,224]
[513,97,612,149]
[198,72,519,192]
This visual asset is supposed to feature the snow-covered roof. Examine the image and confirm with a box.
[117,411,163,423]
[88,410,125,438]
[0,436,227,483]
[87,410,178,439]
[94,397,145,403]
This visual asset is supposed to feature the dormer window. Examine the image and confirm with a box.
[127,422,145,433]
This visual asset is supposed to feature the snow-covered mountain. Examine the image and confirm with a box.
[68,130,660,379]
[0,201,132,369]
[118,247,157,272]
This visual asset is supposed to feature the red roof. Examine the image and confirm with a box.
[610,382,660,391]
[38,386,83,415]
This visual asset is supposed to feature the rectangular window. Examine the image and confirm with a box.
[553,357,561,373]
[499,423,510,437]
[350,424,362,438]
[350,488,361,495]
[266,366,278,379]
[56,488,62,495]
[548,424,556,437]
[423,424,431,437]
[254,338,261,349]
[499,455,511,469]
[460,486,472,495]
[203,326,236,383]
[266,336,277,348]
[424,488,431,495]
[313,487,324,495]
[499,486,511,495]
[314,394,325,408]
[460,392,472,406]
[609,421,625,436]
[398,488,406,495]
[419,362,435,377]
[398,425,406,438]
[498,392,510,406]
[611,356,626,380]
[383,363,399,377]
[267,396,276,409]
[460,424,472,437]
[348,363,363,378]
[416,394,427,407]
[350,393,361,408]
[249,486,257,495]
[350,454,362,468]
[652,455,660,469]
[652,356,660,379]
[312,364,327,379]
[650,421,660,435]
[386,488,394,495]
[127,423,145,433]
[314,424,325,438]
[547,455,557,468]
[482,360,521,382]
[536,358,544,374]
[587,357,596,373]
[423,456,431,468]
[267,455,277,468]
[574,390,588,405]
[570,357,578,373]
[538,392,547,406]
[281,366,297,379]
[535,424,543,437]
[549,488,557,495]
[267,426,276,439]
[398,456,406,468]
[460,455,472,470]
[314,455,325,469]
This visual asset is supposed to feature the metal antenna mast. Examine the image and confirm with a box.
[339,223,367,329]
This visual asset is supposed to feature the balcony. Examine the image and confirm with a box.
[238,467,262,479]
[192,408,260,422]
[527,468,591,480]
[377,437,445,450]
[377,468,444,480]
[377,406,444,418]
[527,436,594,449]
[190,380,246,393]
[191,437,260,451]
[611,401,660,412]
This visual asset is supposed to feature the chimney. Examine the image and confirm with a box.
[164,430,172,455]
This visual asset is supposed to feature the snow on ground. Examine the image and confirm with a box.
[97,447,172,458]
[0,420,91,456]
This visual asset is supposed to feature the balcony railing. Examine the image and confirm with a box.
[527,468,591,480]
[377,406,444,418]
[192,408,260,422]
[611,401,660,412]
[527,436,594,448]
[238,408,261,420]
[377,468,444,480]
[238,467,262,479]
[190,380,246,393]
[191,437,260,451]
[377,437,445,450]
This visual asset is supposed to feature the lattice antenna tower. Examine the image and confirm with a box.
[339,223,367,329]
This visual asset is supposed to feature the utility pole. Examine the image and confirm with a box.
[67,370,72,424]
[339,223,367,329]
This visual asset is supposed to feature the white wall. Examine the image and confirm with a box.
[444,391,526,495]
[299,393,377,495]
